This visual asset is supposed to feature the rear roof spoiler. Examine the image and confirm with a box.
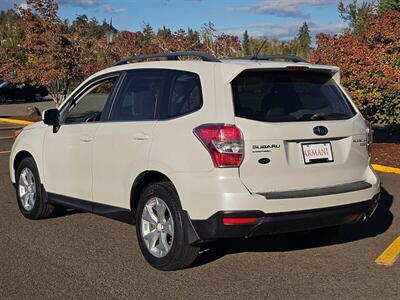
[223,65,341,84]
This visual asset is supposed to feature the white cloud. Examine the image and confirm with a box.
[57,1,125,14]
[58,1,125,14]
[57,0,105,8]
[232,0,338,18]
[102,4,125,14]
[18,3,28,10]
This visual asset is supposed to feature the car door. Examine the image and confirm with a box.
[92,70,165,209]
[43,75,119,201]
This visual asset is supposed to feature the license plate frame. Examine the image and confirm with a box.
[301,142,334,165]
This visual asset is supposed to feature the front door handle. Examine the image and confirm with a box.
[133,133,149,141]
[80,135,93,143]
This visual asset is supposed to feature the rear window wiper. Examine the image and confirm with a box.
[310,112,352,120]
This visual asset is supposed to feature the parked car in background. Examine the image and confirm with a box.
[0,81,48,103]
[10,51,380,270]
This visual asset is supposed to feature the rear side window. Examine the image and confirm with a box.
[159,70,202,119]
[111,70,163,121]
[231,71,355,122]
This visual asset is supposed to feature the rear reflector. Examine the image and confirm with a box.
[193,124,244,168]
[222,217,259,225]
[13,130,22,140]
[364,119,373,156]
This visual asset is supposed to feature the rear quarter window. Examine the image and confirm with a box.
[231,70,355,122]
[158,70,202,119]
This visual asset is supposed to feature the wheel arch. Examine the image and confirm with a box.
[130,170,179,216]
[13,150,34,174]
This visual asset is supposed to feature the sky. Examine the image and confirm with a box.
[1,0,352,40]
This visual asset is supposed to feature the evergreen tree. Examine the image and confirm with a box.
[295,22,311,58]
[378,0,400,12]
[338,0,374,33]
[157,26,172,38]
[242,30,251,56]
[186,28,200,50]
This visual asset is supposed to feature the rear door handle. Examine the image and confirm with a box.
[133,133,149,141]
[80,135,94,143]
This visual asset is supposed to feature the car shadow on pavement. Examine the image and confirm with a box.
[52,206,83,218]
[192,187,393,268]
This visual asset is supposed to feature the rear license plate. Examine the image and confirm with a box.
[301,142,333,164]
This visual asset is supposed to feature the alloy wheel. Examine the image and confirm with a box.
[18,168,36,211]
[140,197,174,258]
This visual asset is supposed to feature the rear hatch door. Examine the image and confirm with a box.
[231,69,369,193]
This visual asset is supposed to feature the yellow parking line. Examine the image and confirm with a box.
[372,164,400,175]
[0,118,33,125]
[0,150,11,154]
[375,236,400,266]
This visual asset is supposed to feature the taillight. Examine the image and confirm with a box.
[365,120,373,155]
[193,124,244,168]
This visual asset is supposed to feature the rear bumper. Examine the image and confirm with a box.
[188,193,380,242]
[171,166,380,220]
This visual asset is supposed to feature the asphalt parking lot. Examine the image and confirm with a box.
[0,122,399,299]
[0,101,54,117]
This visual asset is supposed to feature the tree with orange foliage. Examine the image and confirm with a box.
[201,22,241,58]
[312,10,400,124]
[0,0,79,105]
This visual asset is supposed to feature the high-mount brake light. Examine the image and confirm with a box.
[193,124,244,168]
[285,66,309,71]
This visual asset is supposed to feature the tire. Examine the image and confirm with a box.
[287,225,341,246]
[16,157,54,220]
[136,181,199,271]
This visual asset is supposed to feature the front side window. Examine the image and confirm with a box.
[62,77,117,124]
[232,70,355,122]
[159,70,203,119]
[111,70,163,121]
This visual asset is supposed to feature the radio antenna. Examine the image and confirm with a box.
[252,39,267,60]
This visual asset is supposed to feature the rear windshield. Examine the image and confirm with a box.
[231,70,355,122]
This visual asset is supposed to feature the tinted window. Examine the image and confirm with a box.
[63,77,116,124]
[231,71,355,122]
[111,70,163,121]
[159,71,202,119]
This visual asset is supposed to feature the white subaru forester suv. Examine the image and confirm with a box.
[10,52,380,270]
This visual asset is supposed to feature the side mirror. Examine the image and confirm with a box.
[42,109,60,133]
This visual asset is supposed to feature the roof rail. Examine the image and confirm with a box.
[114,51,220,66]
[231,55,309,63]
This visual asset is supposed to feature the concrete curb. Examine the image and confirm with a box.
[372,164,400,175]
[0,118,34,125]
